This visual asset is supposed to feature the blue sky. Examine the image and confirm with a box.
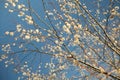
[0,1,19,80]
[0,0,104,80]
[0,0,119,80]
[0,0,51,79]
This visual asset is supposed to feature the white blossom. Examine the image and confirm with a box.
[25,35,30,39]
